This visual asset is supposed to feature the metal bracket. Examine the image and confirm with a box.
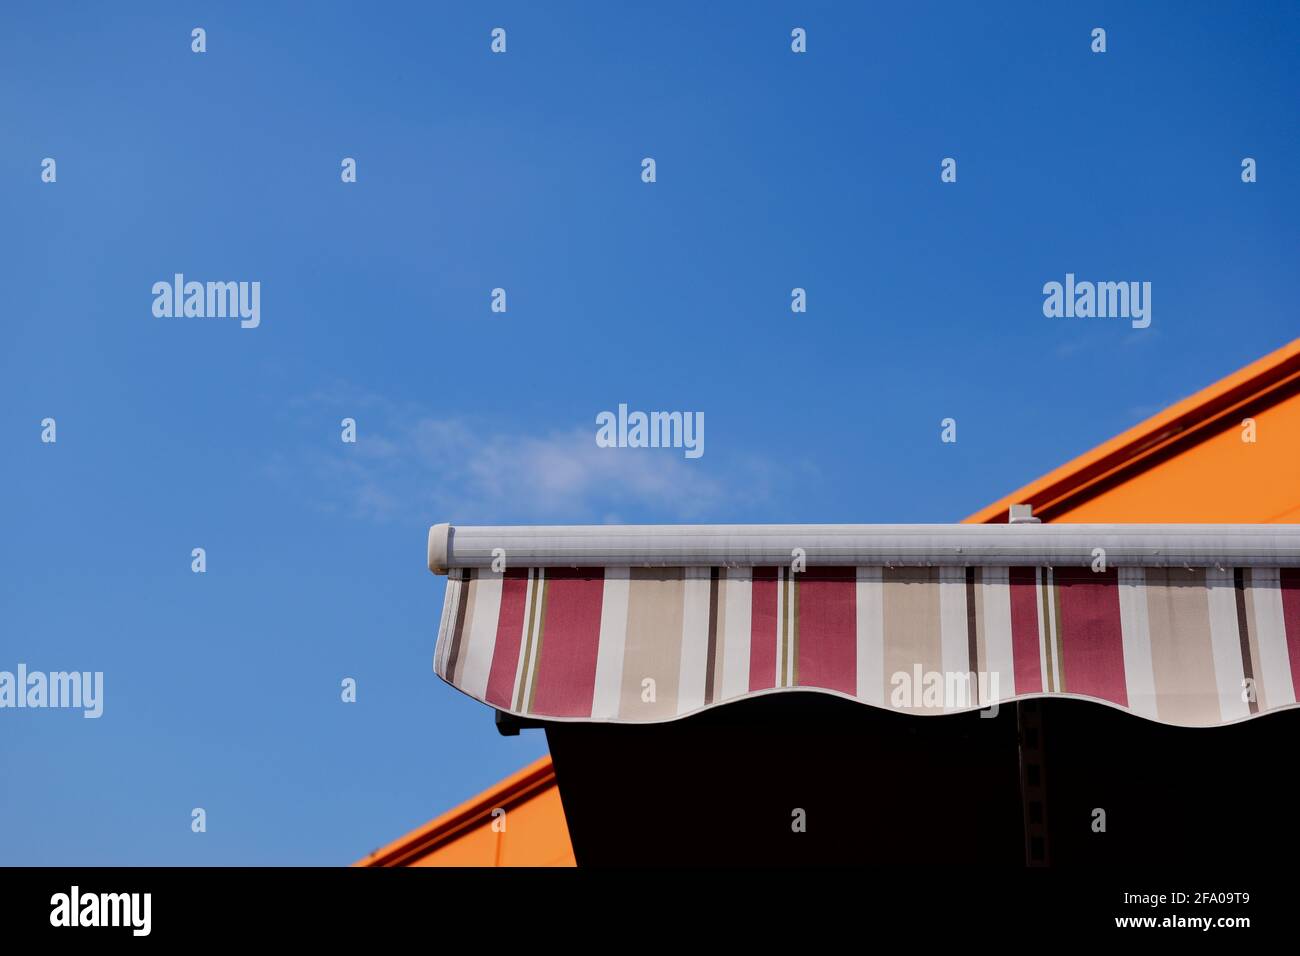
[1009,504,1042,524]
[494,710,546,737]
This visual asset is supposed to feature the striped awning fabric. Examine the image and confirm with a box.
[430,525,1300,728]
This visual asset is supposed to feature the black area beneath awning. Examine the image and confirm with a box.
[542,694,1300,866]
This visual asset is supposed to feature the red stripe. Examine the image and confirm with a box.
[1054,567,1128,707]
[796,567,857,695]
[484,569,530,709]
[1280,569,1300,696]
[530,569,605,717]
[1009,567,1042,694]
[749,568,778,691]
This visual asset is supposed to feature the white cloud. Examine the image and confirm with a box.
[277,387,778,524]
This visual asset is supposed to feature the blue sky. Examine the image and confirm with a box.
[1,2,1296,864]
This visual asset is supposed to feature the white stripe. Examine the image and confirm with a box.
[590,568,630,719]
[720,568,752,702]
[1117,567,1159,720]
[1250,569,1298,708]
[435,574,461,678]
[1205,568,1249,721]
[938,567,969,711]
[855,567,885,706]
[980,568,1015,699]
[677,567,713,715]
[459,571,503,699]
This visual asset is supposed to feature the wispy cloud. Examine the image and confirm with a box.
[270,385,784,523]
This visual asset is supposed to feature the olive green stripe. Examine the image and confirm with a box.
[514,570,542,712]
[525,572,550,714]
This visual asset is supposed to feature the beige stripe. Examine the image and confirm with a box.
[883,568,944,713]
[1145,568,1220,726]
[618,568,685,720]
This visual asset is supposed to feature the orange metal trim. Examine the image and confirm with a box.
[353,755,557,867]
[965,337,1300,525]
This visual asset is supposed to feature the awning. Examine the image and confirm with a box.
[429,523,1300,728]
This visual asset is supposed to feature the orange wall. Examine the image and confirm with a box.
[355,755,575,867]
[1046,392,1300,523]
[406,784,574,867]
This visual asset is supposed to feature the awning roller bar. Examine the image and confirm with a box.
[427,523,1300,573]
